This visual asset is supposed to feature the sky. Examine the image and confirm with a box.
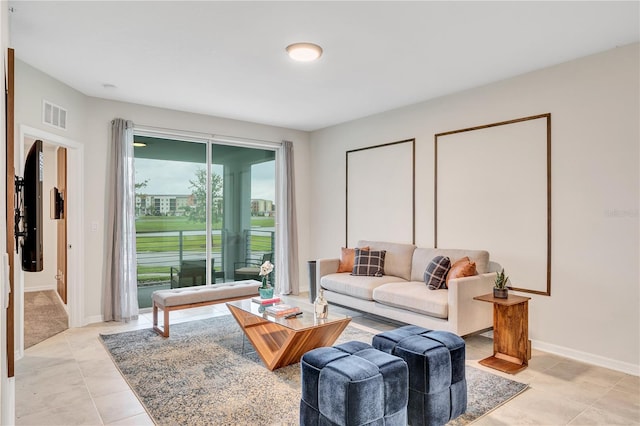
[135,159,275,201]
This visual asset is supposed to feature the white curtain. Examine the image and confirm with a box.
[103,118,139,321]
[275,141,299,295]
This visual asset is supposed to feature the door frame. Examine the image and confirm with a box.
[16,125,84,358]
[56,146,67,303]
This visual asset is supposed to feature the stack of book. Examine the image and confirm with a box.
[251,296,281,305]
[265,304,302,317]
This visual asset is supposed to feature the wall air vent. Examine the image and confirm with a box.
[42,100,67,130]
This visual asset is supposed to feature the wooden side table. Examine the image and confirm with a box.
[473,293,531,374]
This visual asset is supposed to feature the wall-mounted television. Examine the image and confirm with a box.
[21,140,44,272]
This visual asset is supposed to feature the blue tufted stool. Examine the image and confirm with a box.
[300,341,408,426]
[372,325,467,426]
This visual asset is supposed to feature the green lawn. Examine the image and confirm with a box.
[250,217,275,227]
[135,216,209,232]
[136,234,270,253]
[135,216,274,283]
[136,234,222,253]
[135,215,274,233]
[134,216,273,254]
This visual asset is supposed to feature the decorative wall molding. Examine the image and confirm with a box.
[435,114,551,296]
[346,139,415,247]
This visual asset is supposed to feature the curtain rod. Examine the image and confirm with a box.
[133,123,283,148]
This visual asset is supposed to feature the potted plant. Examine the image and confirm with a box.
[259,260,275,299]
[494,268,509,299]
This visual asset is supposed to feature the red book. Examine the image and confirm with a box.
[252,296,281,305]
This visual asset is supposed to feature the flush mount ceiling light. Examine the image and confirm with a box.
[133,142,146,147]
[286,42,323,62]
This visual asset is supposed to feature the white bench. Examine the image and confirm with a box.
[152,280,261,337]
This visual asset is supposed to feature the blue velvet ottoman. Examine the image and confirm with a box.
[300,341,409,426]
[372,326,467,426]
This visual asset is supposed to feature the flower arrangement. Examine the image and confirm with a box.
[259,260,274,288]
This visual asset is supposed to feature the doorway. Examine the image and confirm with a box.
[21,139,67,348]
[16,125,84,358]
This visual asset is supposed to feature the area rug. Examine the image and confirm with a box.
[24,290,68,349]
[100,315,528,425]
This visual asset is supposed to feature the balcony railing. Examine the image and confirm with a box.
[136,228,274,286]
[242,228,275,260]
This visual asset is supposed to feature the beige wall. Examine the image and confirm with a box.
[310,43,639,373]
[14,61,87,144]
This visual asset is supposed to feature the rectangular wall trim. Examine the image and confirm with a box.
[435,114,551,296]
[346,139,415,246]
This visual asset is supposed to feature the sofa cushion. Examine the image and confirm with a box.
[411,248,490,281]
[337,246,370,273]
[352,249,386,277]
[446,257,477,285]
[424,256,451,290]
[321,273,402,301]
[357,240,416,281]
[373,282,448,319]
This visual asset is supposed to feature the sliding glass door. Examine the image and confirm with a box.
[133,134,276,309]
[213,145,275,288]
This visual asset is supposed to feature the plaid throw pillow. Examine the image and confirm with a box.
[424,256,451,290]
[352,248,386,277]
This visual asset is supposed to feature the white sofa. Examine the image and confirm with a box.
[317,240,500,336]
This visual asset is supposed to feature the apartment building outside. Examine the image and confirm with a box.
[251,199,275,216]
[136,194,261,217]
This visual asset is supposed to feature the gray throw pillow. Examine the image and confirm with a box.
[352,248,386,277]
[424,256,451,290]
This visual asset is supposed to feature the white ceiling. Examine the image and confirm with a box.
[8,1,640,132]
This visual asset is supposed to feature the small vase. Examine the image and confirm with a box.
[259,285,274,299]
[314,288,329,319]
[493,288,508,299]
[259,277,274,299]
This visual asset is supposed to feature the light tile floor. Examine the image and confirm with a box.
[15,294,640,425]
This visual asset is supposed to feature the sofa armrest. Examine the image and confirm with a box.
[487,261,503,273]
[317,258,339,277]
[316,258,340,288]
[447,272,496,336]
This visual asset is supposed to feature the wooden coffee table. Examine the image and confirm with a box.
[226,299,351,371]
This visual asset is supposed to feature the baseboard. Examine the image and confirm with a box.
[84,315,104,326]
[24,285,56,292]
[1,377,15,426]
[531,339,640,377]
